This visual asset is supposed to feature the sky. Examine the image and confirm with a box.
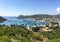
[0,0,60,16]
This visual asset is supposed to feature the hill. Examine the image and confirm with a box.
[54,14,60,19]
[18,14,53,19]
[0,16,7,22]
[18,14,60,20]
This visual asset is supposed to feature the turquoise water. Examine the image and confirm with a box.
[0,16,47,27]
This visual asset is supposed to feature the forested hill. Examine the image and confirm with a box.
[0,16,7,22]
[18,14,53,19]
[18,14,60,19]
[54,14,60,19]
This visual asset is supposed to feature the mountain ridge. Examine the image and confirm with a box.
[18,14,60,19]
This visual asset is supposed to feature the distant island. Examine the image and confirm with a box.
[0,16,7,22]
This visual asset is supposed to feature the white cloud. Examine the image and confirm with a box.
[56,7,60,12]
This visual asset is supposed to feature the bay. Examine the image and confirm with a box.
[0,16,47,27]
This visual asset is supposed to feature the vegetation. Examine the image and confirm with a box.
[0,25,42,42]
[18,14,53,19]
[18,14,60,19]
[0,16,7,22]
[0,24,60,42]
[54,14,60,19]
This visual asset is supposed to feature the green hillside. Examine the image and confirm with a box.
[0,24,60,42]
[18,14,53,19]
[18,14,60,19]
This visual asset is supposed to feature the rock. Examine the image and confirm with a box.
[0,16,7,22]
